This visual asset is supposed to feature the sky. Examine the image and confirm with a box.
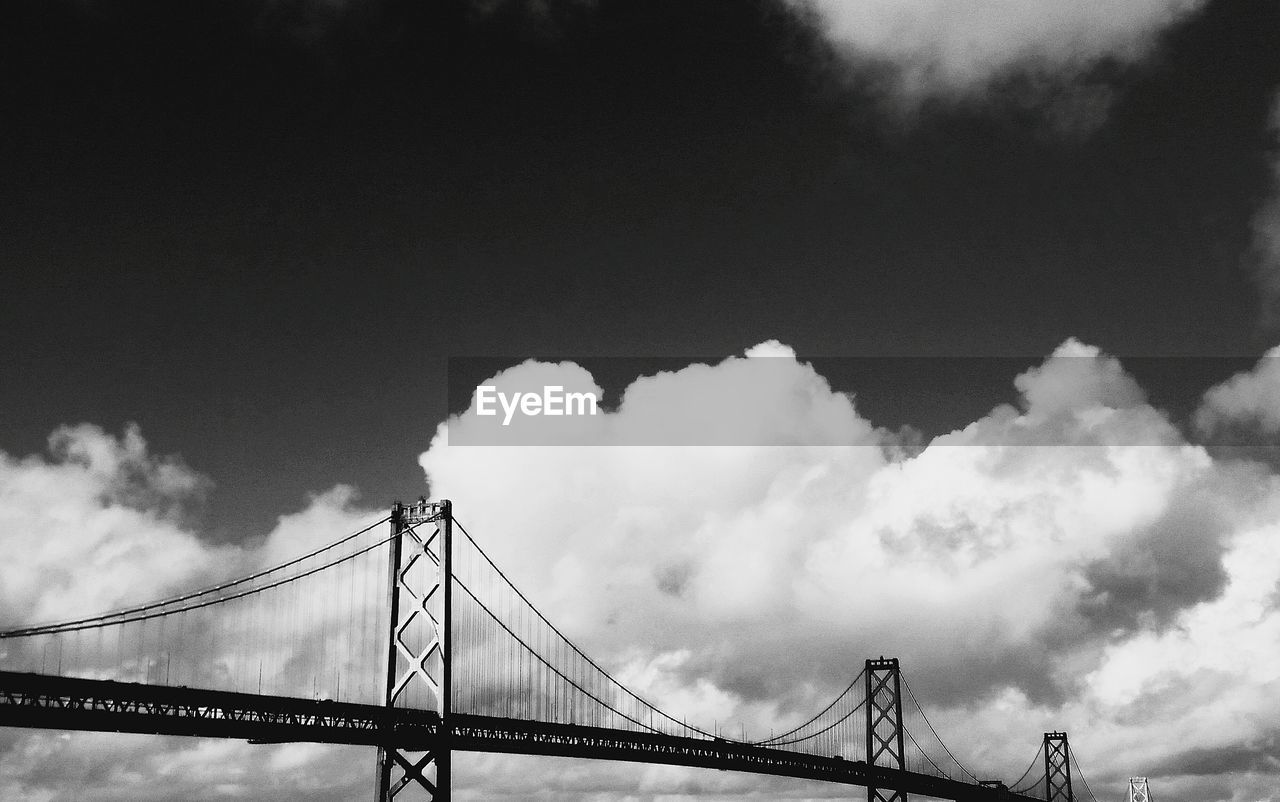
[3,0,1280,800]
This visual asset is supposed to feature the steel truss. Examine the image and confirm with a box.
[0,669,439,745]
[1044,731,1073,802]
[867,657,907,802]
[378,499,452,801]
[0,671,1043,802]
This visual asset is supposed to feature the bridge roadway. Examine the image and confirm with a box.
[0,671,1035,802]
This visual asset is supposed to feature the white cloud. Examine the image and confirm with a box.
[1059,505,1280,799]
[743,339,797,359]
[0,423,227,626]
[786,0,1206,103]
[1195,346,1280,435]
[0,423,383,801]
[7,339,1280,800]
[420,339,1280,798]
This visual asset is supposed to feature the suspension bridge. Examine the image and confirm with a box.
[1,499,1109,801]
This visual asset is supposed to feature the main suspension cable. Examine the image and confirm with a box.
[904,723,949,776]
[754,667,866,745]
[760,694,867,746]
[454,518,732,741]
[1007,746,1042,789]
[1069,744,1099,802]
[1012,769,1047,795]
[2,517,408,638]
[0,514,390,637]
[900,672,980,781]
[453,573,671,736]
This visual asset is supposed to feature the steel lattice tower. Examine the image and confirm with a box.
[1044,732,1072,802]
[866,657,907,802]
[1128,777,1150,802]
[377,499,452,801]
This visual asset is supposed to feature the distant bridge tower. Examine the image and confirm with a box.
[1128,777,1150,802]
[1044,732,1073,802]
[377,499,453,801]
[866,657,907,802]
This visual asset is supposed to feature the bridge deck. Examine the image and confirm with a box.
[0,671,1036,802]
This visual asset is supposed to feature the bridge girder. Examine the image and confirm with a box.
[0,675,1043,802]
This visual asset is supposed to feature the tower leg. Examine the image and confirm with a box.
[1044,732,1073,802]
[376,499,452,801]
[866,658,907,802]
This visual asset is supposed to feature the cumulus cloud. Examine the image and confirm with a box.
[0,423,383,801]
[786,0,1206,93]
[0,730,366,802]
[421,338,1280,798]
[7,339,1280,800]
[1068,497,1280,800]
[1195,346,1280,436]
[0,424,225,626]
[784,0,1206,126]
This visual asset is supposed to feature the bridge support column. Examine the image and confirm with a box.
[377,499,452,801]
[865,657,906,802]
[1044,732,1072,802]
[1127,777,1149,802]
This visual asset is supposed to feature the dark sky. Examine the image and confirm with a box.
[3,0,1279,541]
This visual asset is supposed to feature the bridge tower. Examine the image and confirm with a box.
[866,657,907,802]
[1127,777,1150,802]
[377,499,453,801]
[1043,732,1072,802]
